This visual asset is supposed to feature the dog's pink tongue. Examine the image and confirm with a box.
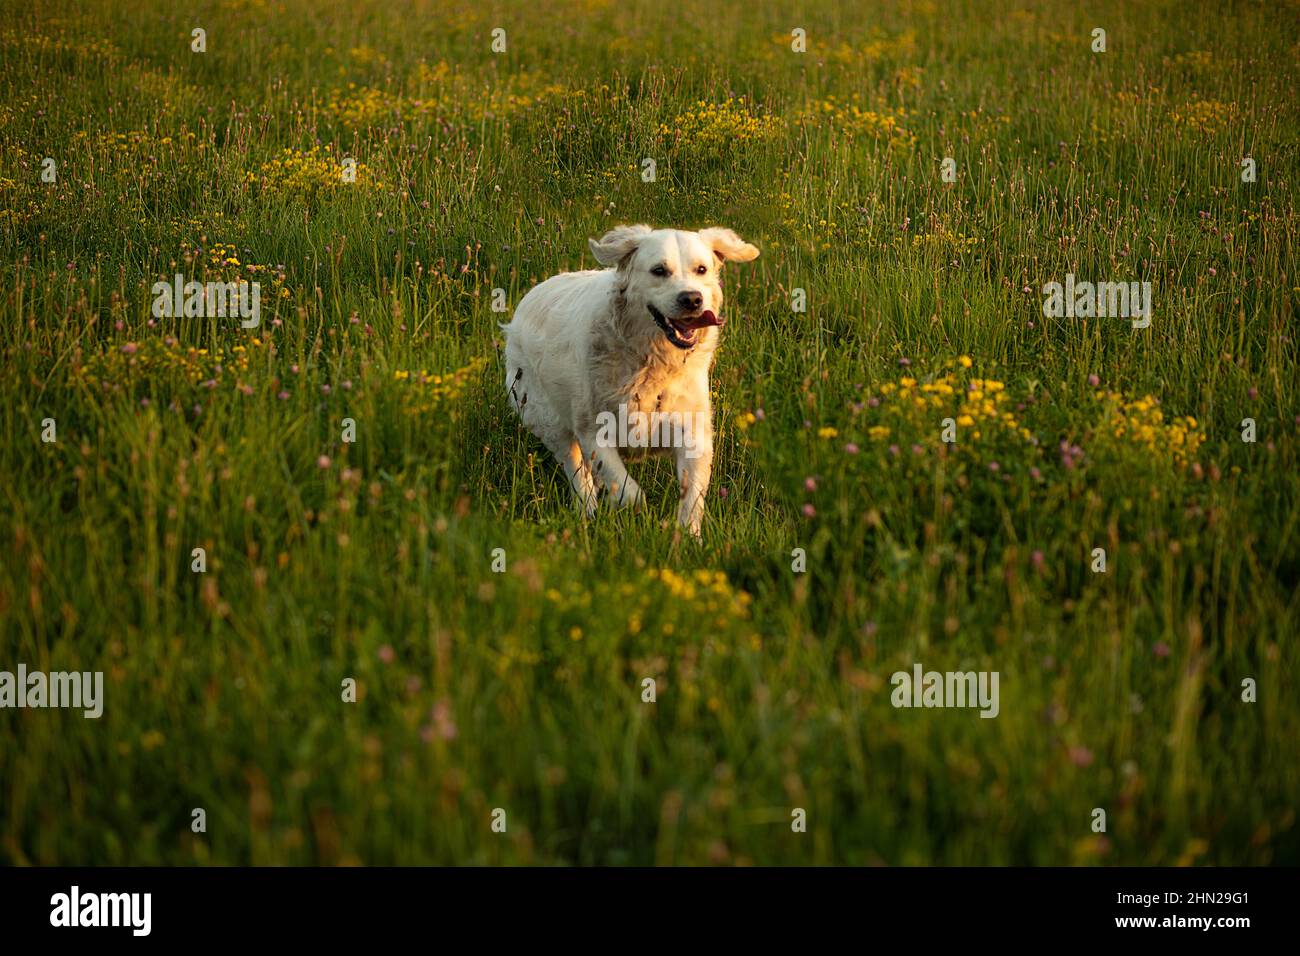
[681,310,722,329]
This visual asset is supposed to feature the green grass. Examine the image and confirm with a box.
[1,0,1298,865]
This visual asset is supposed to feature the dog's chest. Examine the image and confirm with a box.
[609,357,708,419]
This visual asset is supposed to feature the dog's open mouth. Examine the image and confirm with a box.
[648,303,723,350]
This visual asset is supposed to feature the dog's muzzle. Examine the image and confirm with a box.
[648,303,723,350]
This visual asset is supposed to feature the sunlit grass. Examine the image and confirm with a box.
[1,0,1298,865]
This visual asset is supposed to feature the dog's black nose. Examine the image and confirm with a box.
[676,291,703,311]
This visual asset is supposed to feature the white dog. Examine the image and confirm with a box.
[502,225,759,536]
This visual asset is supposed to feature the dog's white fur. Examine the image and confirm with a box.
[502,225,759,536]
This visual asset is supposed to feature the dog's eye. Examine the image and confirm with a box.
[651,265,669,277]
[695,265,708,275]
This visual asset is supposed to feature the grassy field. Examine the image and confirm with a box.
[1,0,1298,866]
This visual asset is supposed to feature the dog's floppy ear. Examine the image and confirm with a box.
[699,227,760,263]
[589,224,652,268]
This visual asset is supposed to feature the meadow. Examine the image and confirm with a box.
[1,0,1298,865]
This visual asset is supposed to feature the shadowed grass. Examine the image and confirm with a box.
[1,0,1298,865]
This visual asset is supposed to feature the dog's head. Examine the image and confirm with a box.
[589,225,759,350]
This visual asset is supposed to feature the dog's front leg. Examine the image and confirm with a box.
[577,429,645,510]
[675,424,713,538]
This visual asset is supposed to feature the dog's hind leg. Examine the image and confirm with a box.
[546,432,598,518]
[505,359,597,517]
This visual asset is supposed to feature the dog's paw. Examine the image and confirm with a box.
[613,479,646,510]
[677,512,704,539]
[677,502,704,538]
[573,488,599,519]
